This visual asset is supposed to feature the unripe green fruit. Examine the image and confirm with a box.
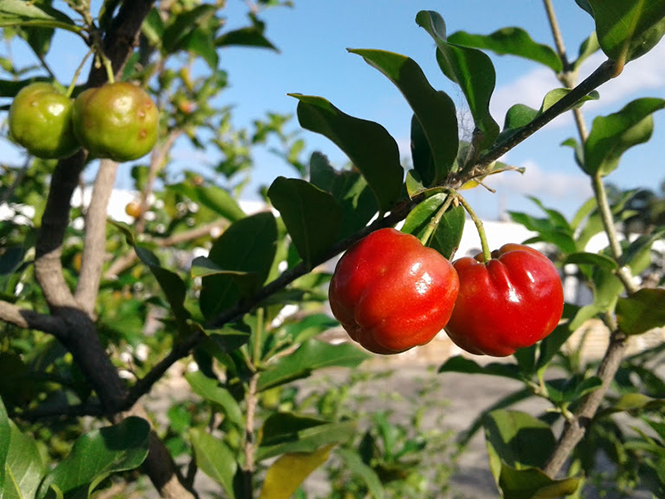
[72,82,159,162]
[8,83,81,159]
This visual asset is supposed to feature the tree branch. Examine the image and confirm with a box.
[0,301,69,339]
[76,159,119,314]
[543,331,627,477]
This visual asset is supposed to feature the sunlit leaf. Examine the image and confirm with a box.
[259,445,333,499]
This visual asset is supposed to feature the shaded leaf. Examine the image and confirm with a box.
[448,27,562,72]
[563,252,619,270]
[290,94,403,212]
[268,177,342,269]
[186,371,244,429]
[39,418,150,499]
[190,428,237,499]
[416,10,500,151]
[438,356,522,381]
[257,340,369,392]
[309,152,377,239]
[617,289,665,336]
[200,212,278,320]
[349,49,458,183]
[498,465,581,499]
[257,413,355,460]
[586,0,665,64]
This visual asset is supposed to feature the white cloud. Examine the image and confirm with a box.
[490,41,665,129]
[486,159,592,200]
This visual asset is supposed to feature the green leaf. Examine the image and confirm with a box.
[600,393,665,416]
[0,397,10,492]
[168,183,246,222]
[583,97,665,176]
[290,94,403,212]
[137,246,191,327]
[503,104,539,131]
[268,177,342,269]
[484,410,556,472]
[257,340,369,392]
[544,376,603,405]
[563,252,619,270]
[281,314,339,345]
[438,356,522,381]
[457,388,535,448]
[349,49,458,183]
[448,27,562,72]
[39,417,150,499]
[162,4,217,55]
[337,448,385,499]
[537,304,582,371]
[216,26,278,51]
[586,0,665,65]
[257,412,355,460]
[429,206,465,260]
[5,420,45,499]
[0,0,79,34]
[185,371,244,429]
[619,228,665,271]
[617,289,665,336]
[200,212,278,320]
[498,465,581,499]
[416,10,500,151]
[309,152,377,240]
[401,193,446,235]
[259,445,333,499]
[190,428,237,499]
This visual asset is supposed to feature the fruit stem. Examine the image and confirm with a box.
[456,193,492,262]
[419,194,454,247]
[66,49,94,98]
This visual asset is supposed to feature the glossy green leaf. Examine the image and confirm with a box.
[438,356,522,381]
[281,313,339,345]
[498,465,581,499]
[268,176,342,269]
[257,412,355,460]
[583,97,665,176]
[5,420,45,499]
[290,94,403,212]
[563,252,619,270]
[484,410,556,473]
[416,10,500,151]
[428,206,465,260]
[190,428,237,499]
[257,340,369,392]
[259,445,333,499]
[401,193,446,236]
[185,371,244,429]
[410,115,435,187]
[200,212,278,320]
[0,0,79,34]
[585,0,665,64]
[0,397,9,492]
[349,49,458,183]
[169,183,246,223]
[309,152,377,239]
[545,376,602,405]
[503,104,539,132]
[617,289,665,336]
[39,417,150,499]
[448,27,562,72]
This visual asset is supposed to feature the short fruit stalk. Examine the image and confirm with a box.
[445,195,564,357]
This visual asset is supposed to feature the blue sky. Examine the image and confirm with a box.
[3,1,665,222]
